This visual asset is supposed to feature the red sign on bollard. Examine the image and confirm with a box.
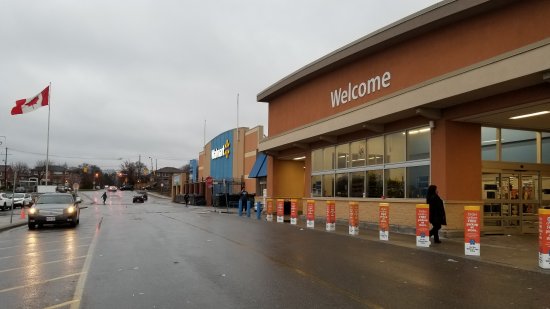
[416,204,430,247]
[276,199,284,223]
[379,203,390,241]
[348,202,359,235]
[326,201,336,231]
[306,200,315,228]
[266,199,273,222]
[464,206,481,256]
[290,199,298,225]
[539,209,550,269]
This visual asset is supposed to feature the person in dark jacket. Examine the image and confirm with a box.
[184,193,189,207]
[101,191,107,205]
[426,185,446,243]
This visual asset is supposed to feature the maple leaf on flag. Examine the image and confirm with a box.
[11,86,50,115]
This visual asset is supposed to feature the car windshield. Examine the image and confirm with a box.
[36,195,74,204]
[14,193,25,198]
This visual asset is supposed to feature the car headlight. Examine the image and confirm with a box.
[29,208,37,215]
[67,206,75,214]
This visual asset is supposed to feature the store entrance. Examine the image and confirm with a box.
[482,170,544,234]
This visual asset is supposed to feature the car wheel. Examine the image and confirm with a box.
[28,223,36,230]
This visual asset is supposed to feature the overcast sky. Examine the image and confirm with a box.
[0,0,441,172]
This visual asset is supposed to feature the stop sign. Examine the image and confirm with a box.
[206,176,213,188]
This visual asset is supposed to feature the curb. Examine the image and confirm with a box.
[0,221,27,232]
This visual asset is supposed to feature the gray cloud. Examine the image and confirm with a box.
[0,0,441,170]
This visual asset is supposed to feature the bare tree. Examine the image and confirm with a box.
[12,162,30,176]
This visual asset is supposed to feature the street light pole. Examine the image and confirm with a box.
[148,156,154,188]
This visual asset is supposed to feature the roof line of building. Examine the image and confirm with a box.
[256,0,519,103]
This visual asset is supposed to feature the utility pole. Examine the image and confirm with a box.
[3,148,7,190]
[1,136,6,190]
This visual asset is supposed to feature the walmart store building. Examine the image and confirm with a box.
[257,0,550,235]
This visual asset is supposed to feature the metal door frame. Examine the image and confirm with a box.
[482,167,541,234]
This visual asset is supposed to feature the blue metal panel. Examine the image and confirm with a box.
[210,130,234,180]
[249,152,267,178]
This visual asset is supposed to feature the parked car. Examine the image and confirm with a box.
[24,193,33,207]
[108,186,118,192]
[0,193,13,211]
[28,193,81,229]
[15,187,26,193]
[12,193,27,208]
[120,184,134,191]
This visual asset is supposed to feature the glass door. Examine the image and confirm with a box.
[482,171,541,234]
[520,172,539,233]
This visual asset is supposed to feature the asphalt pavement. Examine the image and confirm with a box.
[1,194,548,274]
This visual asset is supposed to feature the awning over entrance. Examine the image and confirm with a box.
[249,152,267,178]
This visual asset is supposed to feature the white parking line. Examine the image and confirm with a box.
[44,299,81,309]
[0,255,86,273]
[70,217,102,309]
[0,244,89,260]
[0,272,84,293]
[0,236,93,250]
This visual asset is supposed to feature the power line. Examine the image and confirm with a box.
[7,147,187,162]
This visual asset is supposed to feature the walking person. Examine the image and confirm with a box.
[184,193,189,207]
[101,191,107,205]
[426,185,446,243]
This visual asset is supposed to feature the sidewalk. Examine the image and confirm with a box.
[211,206,549,274]
[0,209,28,232]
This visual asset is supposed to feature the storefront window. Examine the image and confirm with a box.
[543,132,550,164]
[323,147,335,170]
[385,168,404,198]
[350,171,365,197]
[311,175,322,197]
[366,170,383,198]
[350,140,366,167]
[385,131,406,163]
[336,143,350,169]
[312,149,323,172]
[367,136,384,165]
[481,127,497,161]
[501,129,536,163]
[310,127,432,200]
[335,173,348,197]
[407,127,430,160]
[406,165,429,198]
[322,174,334,197]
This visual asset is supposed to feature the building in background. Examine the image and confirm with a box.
[182,126,265,206]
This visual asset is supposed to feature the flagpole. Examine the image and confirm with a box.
[45,82,51,186]
[236,93,239,142]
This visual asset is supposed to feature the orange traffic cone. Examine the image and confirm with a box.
[20,208,26,219]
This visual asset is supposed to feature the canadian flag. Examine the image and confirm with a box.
[11,86,50,115]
